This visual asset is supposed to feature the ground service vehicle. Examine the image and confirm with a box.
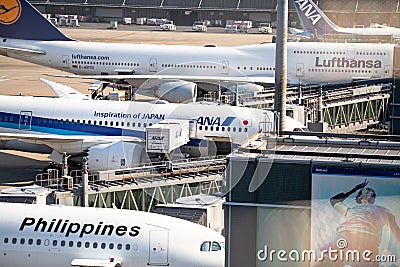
[192,21,207,32]
[258,23,272,34]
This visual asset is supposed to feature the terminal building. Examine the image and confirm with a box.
[31,0,400,27]
[224,135,400,266]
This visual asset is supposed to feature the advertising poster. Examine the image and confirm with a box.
[311,168,400,266]
[256,206,311,267]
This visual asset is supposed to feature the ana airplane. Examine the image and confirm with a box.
[0,0,396,102]
[0,202,225,267]
[0,79,306,171]
[292,0,400,39]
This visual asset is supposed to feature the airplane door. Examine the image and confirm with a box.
[222,61,229,74]
[384,65,392,77]
[19,111,32,130]
[296,63,304,78]
[149,58,158,72]
[347,45,356,60]
[189,120,197,138]
[62,55,69,69]
[148,230,169,265]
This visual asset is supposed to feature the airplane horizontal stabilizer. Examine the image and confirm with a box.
[0,45,45,55]
[40,78,91,100]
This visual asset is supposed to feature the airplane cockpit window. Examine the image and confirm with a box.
[211,242,221,251]
[200,241,211,251]
[201,241,223,252]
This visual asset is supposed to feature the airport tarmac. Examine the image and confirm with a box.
[0,23,273,189]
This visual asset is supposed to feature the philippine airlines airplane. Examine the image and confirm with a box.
[292,0,400,39]
[0,0,396,102]
[0,202,225,267]
[0,80,306,171]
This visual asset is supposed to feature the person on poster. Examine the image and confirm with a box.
[315,179,400,266]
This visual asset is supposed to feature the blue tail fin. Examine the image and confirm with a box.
[291,0,339,37]
[0,0,71,41]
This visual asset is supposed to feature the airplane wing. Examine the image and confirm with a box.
[0,45,46,55]
[0,132,144,153]
[40,78,91,100]
[46,74,277,86]
[0,133,142,143]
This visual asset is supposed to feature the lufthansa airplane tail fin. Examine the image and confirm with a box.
[0,0,72,41]
[291,0,340,38]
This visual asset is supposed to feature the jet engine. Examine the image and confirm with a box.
[87,141,146,172]
[197,81,263,95]
[138,79,197,103]
[156,80,197,103]
[225,82,263,94]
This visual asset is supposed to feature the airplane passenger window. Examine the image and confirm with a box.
[199,126,202,131]
[4,237,8,243]
[117,244,122,250]
[4,116,8,122]
[109,243,114,249]
[88,120,91,124]
[120,122,124,127]
[210,126,214,131]
[99,121,102,126]
[126,244,131,250]
[69,241,73,247]
[36,239,41,246]
[20,238,25,245]
[77,241,82,248]
[216,127,220,131]
[28,239,33,245]
[85,242,90,248]
[233,127,236,132]
[239,128,242,132]
[212,242,221,251]
[101,243,106,249]
[61,240,66,247]
[12,238,17,244]
[221,127,225,131]
[93,242,98,249]
[205,126,208,131]
[200,241,211,251]
[244,128,248,132]
[53,240,57,246]
[110,121,113,126]
[138,123,141,128]
[105,121,108,126]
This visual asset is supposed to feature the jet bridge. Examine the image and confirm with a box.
[35,156,226,212]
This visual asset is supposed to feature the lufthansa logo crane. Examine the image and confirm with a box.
[0,0,22,25]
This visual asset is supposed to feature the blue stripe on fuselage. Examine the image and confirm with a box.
[0,111,144,137]
[221,116,235,126]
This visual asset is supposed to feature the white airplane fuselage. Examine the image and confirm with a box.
[2,38,395,85]
[0,203,225,267]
